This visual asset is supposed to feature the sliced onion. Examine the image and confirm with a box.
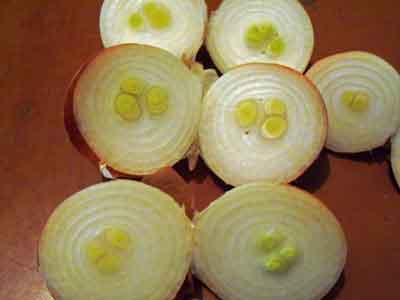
[391,130,400,187]
[193,182,347,300]
[39,180,193,300]
[100,0,207,59]
[199,63,327,186]
[73,44,202,175]
[306,51,400,153]
[206,0,314,73]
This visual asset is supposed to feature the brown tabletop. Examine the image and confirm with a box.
[1,0,399,299]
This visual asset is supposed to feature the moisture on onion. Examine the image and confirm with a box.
[199,63,327,186]
[38,180,193,300]
[100,0,207,60]
[206,0,314,73]
[306,51,400,153]
[192,182,347,300]
[73,44,202,176]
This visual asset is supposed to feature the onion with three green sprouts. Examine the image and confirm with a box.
[199,63,327,186]
[193,182,347,300]
[73,44,202,175]
[206,0,314,73]
[39,180,193,300]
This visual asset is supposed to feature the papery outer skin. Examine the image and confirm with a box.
[192,182,347,300]
[306,51,400,153]
[100,0,207,60]
[199,63,327,186]
[38,180,193,300]
[73,44,202,176]
[391,130,400,188]
[206,0,314,73]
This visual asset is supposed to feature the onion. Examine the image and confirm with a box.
[192,182,347,300]
[100,0,207,60]
[73,44,202,175]
[306,51,400,153]
[206,0,314,73]
[199,63,327,186]
[39,180,193,300]
[391,130,400,187]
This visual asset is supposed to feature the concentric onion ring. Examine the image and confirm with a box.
[306,51,400,153]
[206,0,314,73]
[73,44,202,175]
[192,182,347,300]
[199,63,327,186]
[39,180,193,300]
[100,0,207,59]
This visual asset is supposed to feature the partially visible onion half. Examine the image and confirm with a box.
[306,51,400,153]
[39,180,193,300]
[391,130,400,188]
[206,0,314,73]
[100,0,207,60]
[73,44,202,176]
[192,182,347,300]
[199,63,327,186]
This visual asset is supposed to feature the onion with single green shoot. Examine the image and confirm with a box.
[73,44,202,176]
[306,51,400,153]
[199,63,327,186]
[38,180,193,300]
[192,182,347,300]
[100,0,207,60]
[206,0,314,73]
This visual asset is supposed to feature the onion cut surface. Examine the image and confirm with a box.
[199,63,327,186]
[306,51,400,153]
[391,130,400,187]
[206,0,314,73]
[39,180,193,300]
[192,182,347,300]
[100,0,207,59]
[73,44,202,175]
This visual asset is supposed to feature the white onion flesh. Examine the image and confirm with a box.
[206,0,314,73]
[306,51,400,153]
[100,0,207,59]
[39,180,193,300]
[391,130,400,187]
[73,44,202,175]
[193,182,347,300]
[199,63,327,186]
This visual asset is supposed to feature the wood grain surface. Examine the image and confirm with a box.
[0,1,399,300]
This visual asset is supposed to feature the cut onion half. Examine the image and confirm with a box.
[391,130,400,188]
[39,180,193,300]
[206,0,314,73]
[73,44,202,176]
[306,51,400,153]
[100,0,207,60]
[193,182,347,300]
[199,63,327,186]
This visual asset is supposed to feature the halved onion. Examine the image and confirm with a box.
[199,63,327,186]
[306,51,400,153]
[73,44,202,175]
[39,180,193,300]
[192,182,347,300]
[391,130,400,187]
[206,0,314,73]
[100,0,207,60]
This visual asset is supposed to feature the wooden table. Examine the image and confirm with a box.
[1,1,399,299]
